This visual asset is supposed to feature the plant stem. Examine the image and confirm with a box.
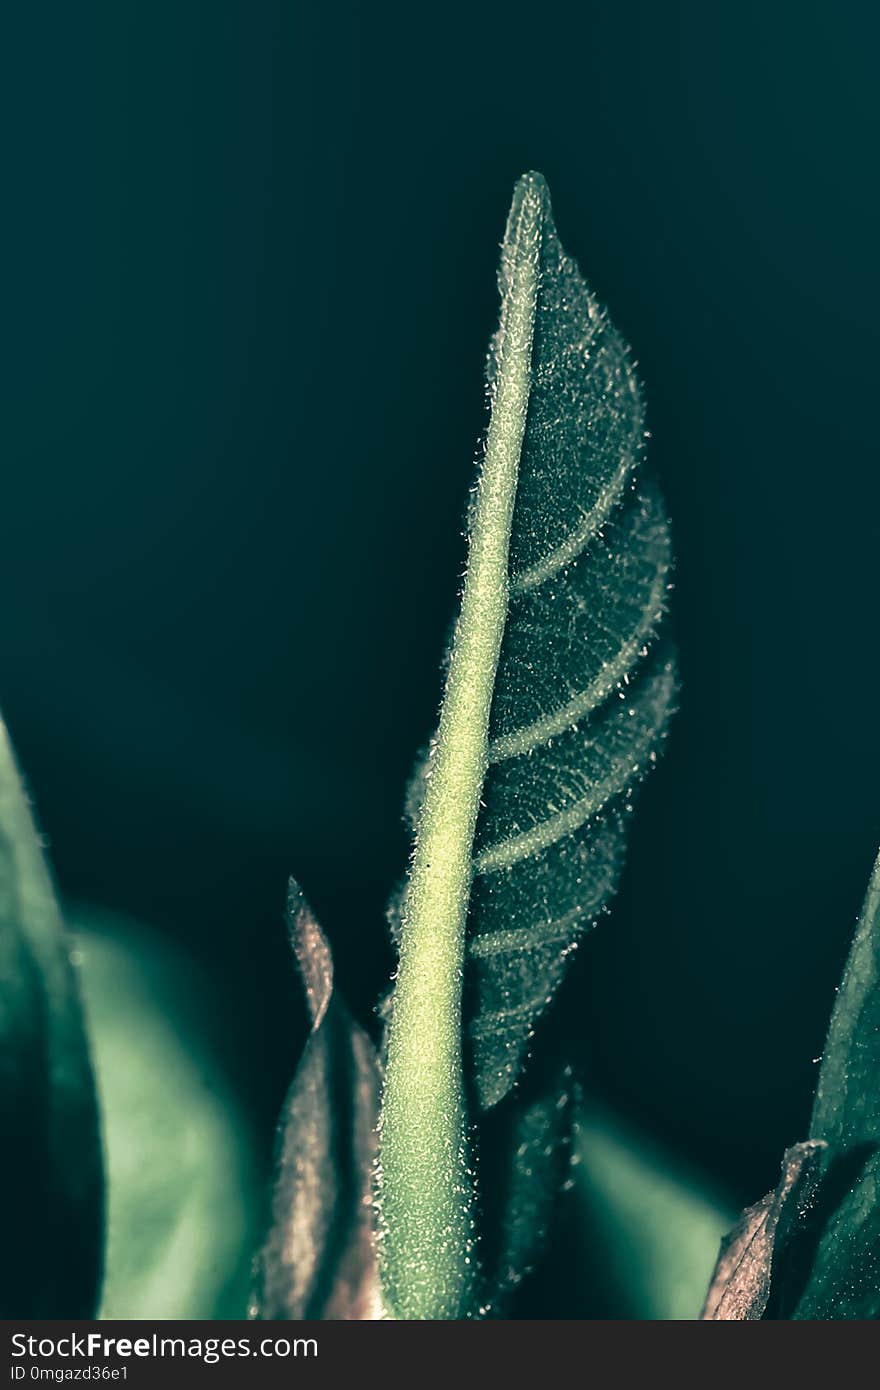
[377,175,543,1318]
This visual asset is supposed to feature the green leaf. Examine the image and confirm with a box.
[378,172,675,1318]
[0,718,103,1316]
[810,850,880,1153]
[574,1109,736,1319]
[788,849,880,1318]
[790,1150,880,1319]
[251,882,382,1320]
[74,907,262,1318]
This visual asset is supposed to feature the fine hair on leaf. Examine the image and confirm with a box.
[377,172,676,1319]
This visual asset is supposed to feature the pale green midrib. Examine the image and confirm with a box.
[377,178,542,1319]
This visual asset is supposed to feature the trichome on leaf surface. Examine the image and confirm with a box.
[374,172,675,1318]
[2,173,879,1321]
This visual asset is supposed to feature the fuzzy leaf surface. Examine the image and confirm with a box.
[75,909,260,1318]
[810,850,880,1154]
[379,173,675,1318]
[419,173,676,1109]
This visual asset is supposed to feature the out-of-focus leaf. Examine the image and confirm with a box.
[0,718,103,1317]
[74,908,261,1318]
[251,881,382,1320]
[701,1142,825,1320]
[484,1071,576,1312]
[575,1108,735,1319]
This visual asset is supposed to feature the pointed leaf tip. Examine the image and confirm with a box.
[287,879,333,1029]
[701,1141,825,1320]
[252,884,382,1320]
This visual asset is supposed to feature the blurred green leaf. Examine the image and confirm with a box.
[0,718,103,1316]
[574,1109,734,1319]
[465,179,675,1111]
[74,908,261,1318]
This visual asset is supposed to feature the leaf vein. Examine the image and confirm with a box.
[488,561,671,763]
[467,909,585,959]
[510,445,637,594]
[476,677,673,874]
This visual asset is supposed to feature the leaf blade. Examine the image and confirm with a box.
[791,1148,880,1319]
[697,853,880,1319]
[469,187,676,1107]
[75,909,261,1319]
[252,882,382,1320]
[0,717,103,1316]
[487,1072,576,1309]
[379,172,675,1315]
[575,1108,734,1319]
[377,174,546,1320]
[810,849,880,1152]
[700,1142,825,1320]
[785,849,880,1318]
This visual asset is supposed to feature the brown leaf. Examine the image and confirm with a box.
[701,1140,826,1320]
[250,881,382,1320]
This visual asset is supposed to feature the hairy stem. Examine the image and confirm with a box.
[377,175,543,1318]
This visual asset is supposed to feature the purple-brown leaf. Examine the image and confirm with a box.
[250,881,382,1320]
[700,1140,826,1320]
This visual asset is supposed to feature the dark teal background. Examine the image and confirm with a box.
[4,0,879,1288]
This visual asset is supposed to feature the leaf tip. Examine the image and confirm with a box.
[286,878,333,1030]
[513,168,549,198]
[507,170,550,236]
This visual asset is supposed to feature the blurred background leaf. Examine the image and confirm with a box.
[564,1109,734,1319]
[74,908,262,1319]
